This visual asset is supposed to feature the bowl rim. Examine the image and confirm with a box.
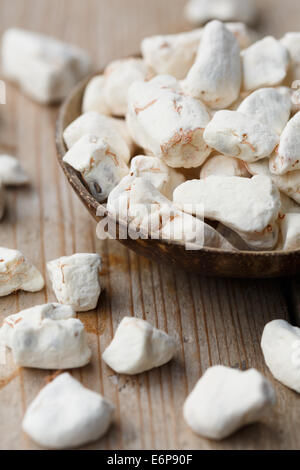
[55,71,300,260]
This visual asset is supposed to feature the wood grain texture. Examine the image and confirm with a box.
[0,0,299,451]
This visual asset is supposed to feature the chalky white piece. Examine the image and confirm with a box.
[279,213,300,250]
[141,24,255,81]
[246,159,300,205]
[102,317,176,375]
[203,110,279,163]
[141,29,203,80]
[22,373,114,449]
[0,155,29,186]
[270,112,300,175]
[183,20,241,109]
[174,175,281,249]
[0,303,91,369]
[261,320,300,393]
[0,247,44,296]
[63,112,132,164]
[126,75,211,168]
[238,88,292,135]
[0,302,75,348]
[200,154,250,179]
[1,28,91,104]
[102,58,149,117]
[281,32,300,84]
[184,0,257,26]
[63,134,129,202]
[47,253,102,312]
[130,155,185,199]
[242,37,290,91]
[183,365,275,440]
[0,180,5,220]
[108,176,235,250]
[83,59,149,117]
[82,75,111,115]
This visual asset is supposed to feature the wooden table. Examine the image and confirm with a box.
[0,0,299,451]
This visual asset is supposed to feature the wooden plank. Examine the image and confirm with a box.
[0,0,300,451]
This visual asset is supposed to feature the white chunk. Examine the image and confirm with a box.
[247,159,300,206]
[102,317,176,375]
[103,58,149,117]
[0,302,75,348]
[63,111,132,164]
[126,75,211,168]
[141,24,255,82]
[82,58,149,116]
[22,373,114,449]
[63,134,129,202]
[242,37,290,91]
[183,20,241,109]
[130,155,185,199]
[183,365,275,440]
[141,29,203,80]
[203,110,279,163]
[270,112,300,175]
[0,155,29,186]
[0,180,5,220]
[279,213,300,250]
[1,28,91,104]
[82,75,111,115]
[0,247,44,296]
[281,32,300,84]
[261,320,300,393]
[238,88,292,135]
[47,253,102,312]
[174,175,281,249]
[0,303,91,369]
[108,176,235,251]
[200,154,250,179]
[82,59,149,117]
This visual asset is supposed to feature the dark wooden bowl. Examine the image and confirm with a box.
[56,75,300,278]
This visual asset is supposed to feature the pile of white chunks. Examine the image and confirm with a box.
[63,20,300,252]
[1,248,300,446]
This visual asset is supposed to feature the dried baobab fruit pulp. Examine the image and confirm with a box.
[0,247,44,296]
[47,253,102,312]
[22,373,114,449]
[0,303,91,369]
[102,316,176,375]
[183,365,275,440]
[261,320,300,393]
[1,28,91,104]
